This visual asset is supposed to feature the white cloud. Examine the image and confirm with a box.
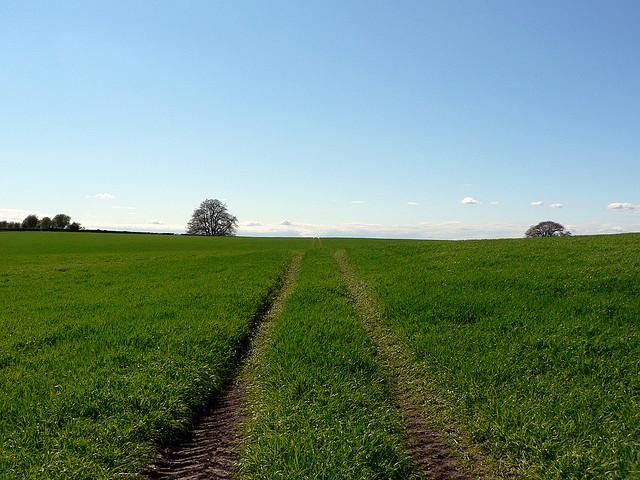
[0,208,32,221]
[90,193,114,200]
[280,220,293,226]
[73,219,640,239]
[80,221,184,233]
[567,222,640,235]
[350,200,365,204]
[490,201,500,205]
[461,197,480,205]
[148,220,164,225]
[112,206,136,210]
[242,221,263,227]
[407,201,419,206]
[549,203,563,209]
[250,221,640,239]
[530,201,544,207]
[608,202,636,210]
[238,220,525,239]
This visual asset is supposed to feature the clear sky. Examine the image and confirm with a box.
[2,0,639,238]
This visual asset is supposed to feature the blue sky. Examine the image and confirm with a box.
[1,0,639,238]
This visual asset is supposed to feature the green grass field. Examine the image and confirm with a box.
[0,233,302,478]
[1,232,639,479]
[239,248,415,479]
[341,234,640,478]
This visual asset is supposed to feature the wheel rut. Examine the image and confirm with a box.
[143,252,303,480]
[335,250,481,480]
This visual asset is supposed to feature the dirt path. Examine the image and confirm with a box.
[334,250,484,480]
[144,253,303,480]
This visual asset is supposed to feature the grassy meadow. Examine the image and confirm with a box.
[0,231,638,478]
[0,232,302,478]
[239,248,415,479]
[341,234,640,478]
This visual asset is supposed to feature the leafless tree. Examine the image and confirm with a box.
[525,221,571,238]
[187,199,238,236]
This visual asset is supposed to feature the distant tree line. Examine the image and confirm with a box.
[0,214,82,231]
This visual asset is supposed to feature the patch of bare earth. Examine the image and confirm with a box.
[143,253,303,480]
[334,250,491,480]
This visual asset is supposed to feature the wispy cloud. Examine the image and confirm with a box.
[75,219,639,238]
[350,200,365,204]
[608,202,636,210]
[237,220,640,239]
[89,193,114,200]
[567,222,640,235]
[407,201,419,206]
[530,200,544,207]
[80,221,183,233]
[280,220,293,226]
[112,205,136,210]
[461,197,480,205]
[239,220,524,239]
[549,203,563,209]
[490,201,500,205]
[0,208,32,221]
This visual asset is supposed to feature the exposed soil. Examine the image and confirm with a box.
[145,382,246,480]
[402,397,468,480]
[334,250,473,480]
[143,253,303,480]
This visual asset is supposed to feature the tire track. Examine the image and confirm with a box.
[143,252,303,480]
[334,250,487,480]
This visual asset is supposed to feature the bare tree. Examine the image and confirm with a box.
[525,221,571,238]
[187,199,238,236]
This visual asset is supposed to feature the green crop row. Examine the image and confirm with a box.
[238,248,416,479]
[340,234,640,479]
[0,232,302,479]
[2,232,639,479]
